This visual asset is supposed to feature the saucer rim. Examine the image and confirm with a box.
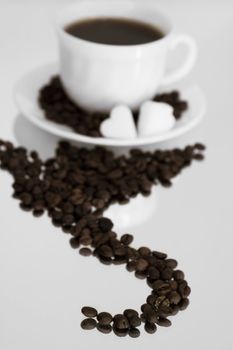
[14,62,206,147]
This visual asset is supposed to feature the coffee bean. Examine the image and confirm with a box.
[97,312,112,325]
[165,259,178,269]
[127,248,140,259]
[138,247,151,257]
[62,202,74,213]
[123,309,139,319]
[94,234,110,248]
[161,267,173,280]
[156,318,172,327]
[62,214,74,225]
[149,257,160,268]
[178,298,190,310]
[82,228,91,236]
[20,203,32,211]
[52,219,62,227]
[129,328,140,338]
[79,248,92,257]
[113,257,127,265]
[45,192,61,207]
[168,291,181,305]
[81,306,98,318]
[170,280,178,291]
[153,251,167,259]
[136,258,149,272]
[142,304,157,323]
[114,246,126,257]
[126,261,136,272]
[113,327,128,337]
[178,281,188,296]
[113,315,129,329]
[108,169,123,179]
[69,237,80,249]
[33,209,44,217]
[171,305,179,316]
[128,316,141,328]
[148,266,160,280]
[98,218,113,232]
[140,313,146,323]
[157,286,171,296]
[182,285,191,298]
[97,324,112,334]
[152,280,170,293]
[109,238,121,249]
[99,257,112,265]
[50,210,63,221]
[145,322,157,334]
[194,153,204,161]
[79,235,92,246]
[19,192,32,205]
[158,305,172,319]
[147,294,157,306]
[81,318,97,330]
[140,304,148,313]
[74,218,87,236]
[135,271,147,279]
[33,200,45,211]
[97,245,113,258]
[194,143,206,151]
[62,225,72,234]
[120,234,133,245]
[70,188,84,205]
[173,270,185,281]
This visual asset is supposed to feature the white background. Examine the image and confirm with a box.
[0,0,233,349]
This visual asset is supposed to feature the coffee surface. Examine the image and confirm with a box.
[65,17,164,45]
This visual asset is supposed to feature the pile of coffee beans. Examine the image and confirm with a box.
[0,139,205,337]
[39,77,188,137]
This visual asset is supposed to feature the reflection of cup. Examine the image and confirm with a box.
[56,0,197,112]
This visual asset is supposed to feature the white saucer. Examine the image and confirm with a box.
[14,62,206,147]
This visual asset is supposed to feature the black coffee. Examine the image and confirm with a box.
[65,17,164,45]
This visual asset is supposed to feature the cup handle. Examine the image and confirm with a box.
[161,34,197,86]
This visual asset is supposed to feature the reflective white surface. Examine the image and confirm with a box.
[0,1,233,350]
[106,187,159,231]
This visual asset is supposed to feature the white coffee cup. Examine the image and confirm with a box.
[56,0,197,112]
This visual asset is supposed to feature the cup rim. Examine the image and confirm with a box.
[55,1,173,50]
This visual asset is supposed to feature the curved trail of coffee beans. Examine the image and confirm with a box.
[0,140,205,337]
[39,77,188,137]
